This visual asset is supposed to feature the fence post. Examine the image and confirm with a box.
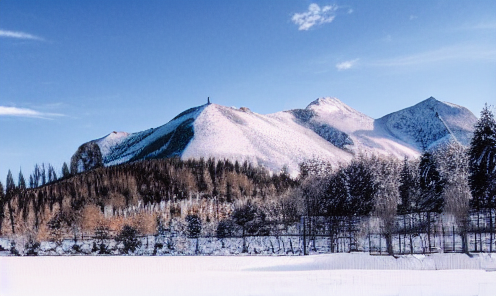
[301,216,307,255]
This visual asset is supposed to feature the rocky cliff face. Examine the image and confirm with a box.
[70,142,103,174]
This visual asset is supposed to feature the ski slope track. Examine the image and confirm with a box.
[72,97,477,175]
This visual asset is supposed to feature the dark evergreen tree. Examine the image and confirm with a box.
[468,104,496,211]
[417,151,445,213]
[0,181,4,233]
[61,162,71,179]
[345,159,376,217]
[116,225,142,254]
[33,164,41,188]
[18,170,26,191]
[232,201,268,252]
[48,164,57,183]
[29,175,34,189]
[468,104,496,252]
[216,219,235,248]
[41,163,46,186]
[186,214,202,238]
[417,151,445,252]
[5,170,16,234]
[6,170,15,195]
[186,214,202,254]
[398,157,417,215]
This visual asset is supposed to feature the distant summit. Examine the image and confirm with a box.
[377,96,477,149]
[71,97,477,175]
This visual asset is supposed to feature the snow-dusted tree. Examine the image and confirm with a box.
[417,151,445,252]
[434,140,471,253]
[468,104,496,251]
[370,156,401,255]
[299,157,333,179]
[186,214,202,254]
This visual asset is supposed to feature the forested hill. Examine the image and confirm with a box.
[0,158,297,238]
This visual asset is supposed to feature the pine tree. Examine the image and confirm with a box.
[33,164,41,188]
[417,151,445,252]
[41,163,46,186]
[0,181,4,233]
[18,170,26,191]
[345,158,376,217]
[186,214,202,254]
[62,162,70,179]
[418,151,445,213]
[468,104,496,252]
[5,170,16,234]
[6,170,15,196]
[398,157,417,215]
[29,175,34,189]
[468,104,496,210]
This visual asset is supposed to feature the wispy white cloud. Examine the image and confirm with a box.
[291,4,339,31]
[0,106,62,119]
[0,29,43,41]
[336,59,359,70]
[409,15,418,21]
[347,8,353,14]
[371,45,496,67]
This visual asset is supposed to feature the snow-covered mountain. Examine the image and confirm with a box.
[71,97,477,175]
[376,97,477,150]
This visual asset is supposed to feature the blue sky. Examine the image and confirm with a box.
[1,0,495,182]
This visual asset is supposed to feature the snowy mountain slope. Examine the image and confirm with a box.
[376,97,477,150]
[286,97,420,159]
[182,104,353,174]
[71,97,477,175]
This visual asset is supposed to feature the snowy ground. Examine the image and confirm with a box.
[1,253,496,296]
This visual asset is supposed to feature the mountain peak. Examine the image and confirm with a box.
[307,97,344,110]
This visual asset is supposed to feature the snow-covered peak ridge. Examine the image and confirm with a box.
[377,97,477,149]
[306,97,371,121]
[94,131,130,158]
[307,97,354,113]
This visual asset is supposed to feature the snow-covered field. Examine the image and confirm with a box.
[1,253,495,296]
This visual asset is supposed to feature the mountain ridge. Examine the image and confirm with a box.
[71,97,477,175]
